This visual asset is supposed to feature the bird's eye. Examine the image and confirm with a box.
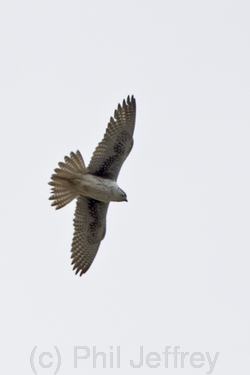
[118,188,126,197]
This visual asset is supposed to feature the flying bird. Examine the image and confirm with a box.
[49,96,136,275]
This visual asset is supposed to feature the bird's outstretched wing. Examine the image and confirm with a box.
[71,196,109,275]
[88,95,136,181]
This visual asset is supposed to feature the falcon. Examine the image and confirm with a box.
[49,96,136,275]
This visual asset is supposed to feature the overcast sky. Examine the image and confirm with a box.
[0,1,249,374]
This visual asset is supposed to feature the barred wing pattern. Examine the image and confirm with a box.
[88,95,136,181]
[71,196,109,275]
[71,96,136,274]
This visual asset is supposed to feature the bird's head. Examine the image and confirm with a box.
[116,187,127,202]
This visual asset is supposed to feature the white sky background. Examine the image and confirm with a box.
[0,1,249,374]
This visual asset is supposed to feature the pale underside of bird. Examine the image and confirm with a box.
[49,96,136,275]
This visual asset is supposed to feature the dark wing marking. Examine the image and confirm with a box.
[71,195,109,275]
[87,95,136,181]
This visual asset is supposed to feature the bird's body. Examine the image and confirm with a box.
[49,96,136,275]
[68,174,127,202]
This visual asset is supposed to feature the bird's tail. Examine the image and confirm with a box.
[49,150,87,210]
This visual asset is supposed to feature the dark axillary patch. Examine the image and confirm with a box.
[87,199,106,244]
[95,130,131,178]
